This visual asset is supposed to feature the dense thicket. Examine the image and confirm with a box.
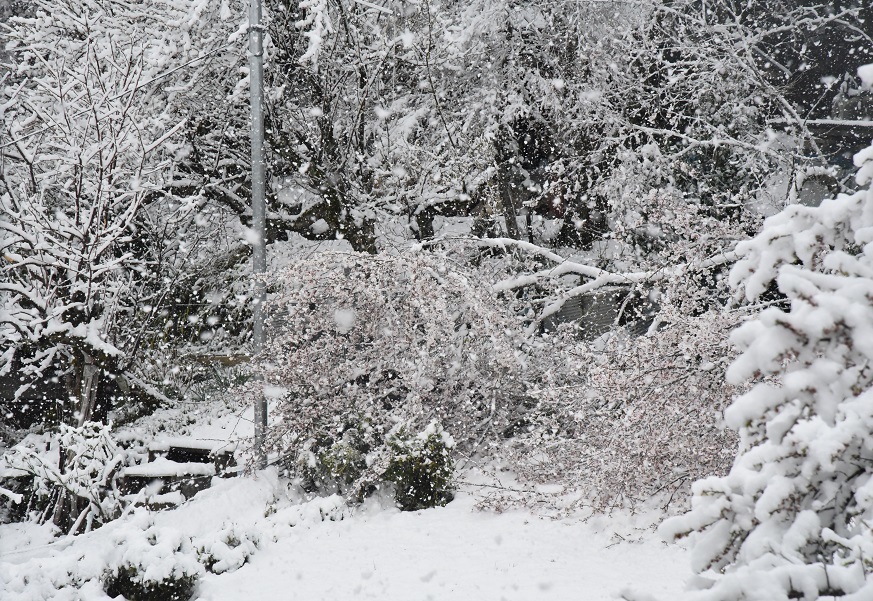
[0,0,250,434]
[2,0,872,524]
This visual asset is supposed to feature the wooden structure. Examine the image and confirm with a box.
[542,286,659,340]
[120,438,237,507]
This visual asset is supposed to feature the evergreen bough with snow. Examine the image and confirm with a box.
[662,117,873,598]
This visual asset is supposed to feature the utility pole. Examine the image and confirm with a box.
[249,0,268,470]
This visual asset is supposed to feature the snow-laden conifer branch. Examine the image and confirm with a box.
[661,85,873,599]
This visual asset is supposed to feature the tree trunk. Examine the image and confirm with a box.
[64,349,103,427]
[495,127,520,240]
[498,158,520,240]
[76,351,99,427]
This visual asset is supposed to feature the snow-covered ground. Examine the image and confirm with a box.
[1,395,693,601]
[198,495,689,601]
[1,470,691,601]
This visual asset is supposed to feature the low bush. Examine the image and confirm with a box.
[292,417,455,511]
[104,525,203,601]
[384,422,455,511]
[195,525,260,574]
[0,423,131,532]
[104,565,198,601]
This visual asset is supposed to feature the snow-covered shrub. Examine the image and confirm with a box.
[195,525,260,574]
[384,422,455,511]
[1,422,127,533]
[251,250,578,503]
[497,308,739,514]
[293,417,455,511]
[104,524,203,601]
[300,418,372,496]
[661,124,873,599]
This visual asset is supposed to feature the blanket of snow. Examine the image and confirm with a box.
[0,393,692,600]
[205,508,688,600]
[0,470,691,600]
[123,458,216,478]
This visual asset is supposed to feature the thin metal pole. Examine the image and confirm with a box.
[249,0,268,470]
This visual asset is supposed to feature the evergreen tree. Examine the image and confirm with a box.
[662,64,873,601]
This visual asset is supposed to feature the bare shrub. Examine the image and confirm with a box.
[248,250,581,502]
[498,308,740,514]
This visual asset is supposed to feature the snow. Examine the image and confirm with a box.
[199,496,688,601]
[858,63,873,89]
[149,438,238,454]
[309,218,330,234]
[0,472,692,601]
[768,117,873,128]
[0,521,58,560]
[333,307,357,334]
[242,227,262,247]
[116,399,255,454]
[148,491,187,506]
[123,458,216,478]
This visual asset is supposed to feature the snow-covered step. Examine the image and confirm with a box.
[124,458,217,479]
[120,438,238,507]
[120,458,215,505]
[147,437,237,477]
